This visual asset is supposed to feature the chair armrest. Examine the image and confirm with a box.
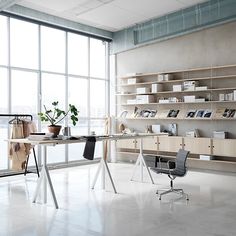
[167,160,176,169]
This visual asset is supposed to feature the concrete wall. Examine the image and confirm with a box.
[116,21,236,75]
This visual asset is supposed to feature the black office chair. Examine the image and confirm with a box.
[150,149,190,200]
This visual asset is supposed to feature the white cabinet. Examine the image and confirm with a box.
[116,139,136,149]
[184,137,212,155]
[158,136,183,152]
[212,139,236,157]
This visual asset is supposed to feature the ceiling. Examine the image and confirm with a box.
[3,0,207,32]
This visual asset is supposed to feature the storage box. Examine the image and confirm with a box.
[157,74,165,82]
[136,87,150,94]
[159,99,169,104]
[195,98,205,102]
[164,74,173,81]
[127,78,137,84]
[234,90,236,100]
[152,84,163,92]
[184,95,195,103]
[200,155,214,161]
[152,124,161,133]
[195,86,208,91]
[219,93,225,101]
[183,81,199,91]
[173,85,182,92]
[213,131,227,139]
[136,95,154,104]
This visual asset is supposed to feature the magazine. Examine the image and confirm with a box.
[167,110,179,118]
[186,110,197,118]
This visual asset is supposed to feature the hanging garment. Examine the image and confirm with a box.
[22,120,37,154]
[8,120,37,171]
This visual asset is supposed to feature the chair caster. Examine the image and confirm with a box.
[156,190,158,194]
[159,196,161,200]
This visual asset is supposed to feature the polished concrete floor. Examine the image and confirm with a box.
[0,162,236,236]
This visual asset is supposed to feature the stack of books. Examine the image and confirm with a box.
[28,133,54,141]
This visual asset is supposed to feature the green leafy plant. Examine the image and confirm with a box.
[38,101,79,126]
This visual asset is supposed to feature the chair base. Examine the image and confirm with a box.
[157,187,189,201]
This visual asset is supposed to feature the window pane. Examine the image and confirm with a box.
[90,79,106,118]
[0,120,8,170]
[11,70,38,114]
[0,16,8,66]
[41,73,65,112]
[90,38,106,78]
[68,77,88,118]
[0,68,8,113]
[68,120,88,161]
[41,26,65,73]
[68,33,88,76]
[10,18,38,69]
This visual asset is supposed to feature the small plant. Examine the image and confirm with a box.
[38,101,79,126]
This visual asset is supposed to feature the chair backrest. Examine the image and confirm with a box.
[174,149,189,176]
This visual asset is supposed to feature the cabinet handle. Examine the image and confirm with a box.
[208,146,210,148]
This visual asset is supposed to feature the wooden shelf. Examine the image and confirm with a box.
[118,100,236,106]
[116,86,236,96]
[118,64,236,79]
[120,117,236,121]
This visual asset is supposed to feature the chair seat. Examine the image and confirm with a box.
[150,167,185,177]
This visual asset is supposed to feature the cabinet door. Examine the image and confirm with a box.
[184,137,212,155]
[212,139,236,157]
[136,136,158,151]
[158,136,183,152]
[116,139,136,149]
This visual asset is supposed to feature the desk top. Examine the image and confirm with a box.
[7,133,166,146]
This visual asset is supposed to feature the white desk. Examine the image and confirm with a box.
[8,133,163,209]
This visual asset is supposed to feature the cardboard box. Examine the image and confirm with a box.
[173,85,182,92]
[152,84,163,92]
[136,87,150,94]
[200,155,214,161]
[136,95,154,104]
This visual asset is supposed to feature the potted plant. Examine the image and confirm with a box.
[38,101,79,136]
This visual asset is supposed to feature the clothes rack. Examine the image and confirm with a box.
[0,113,40,178]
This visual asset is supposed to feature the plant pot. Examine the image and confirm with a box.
[48,125,62,137]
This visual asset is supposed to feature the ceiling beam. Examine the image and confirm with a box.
[0,0,20,11]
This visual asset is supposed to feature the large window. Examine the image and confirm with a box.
[0,14,109,171]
